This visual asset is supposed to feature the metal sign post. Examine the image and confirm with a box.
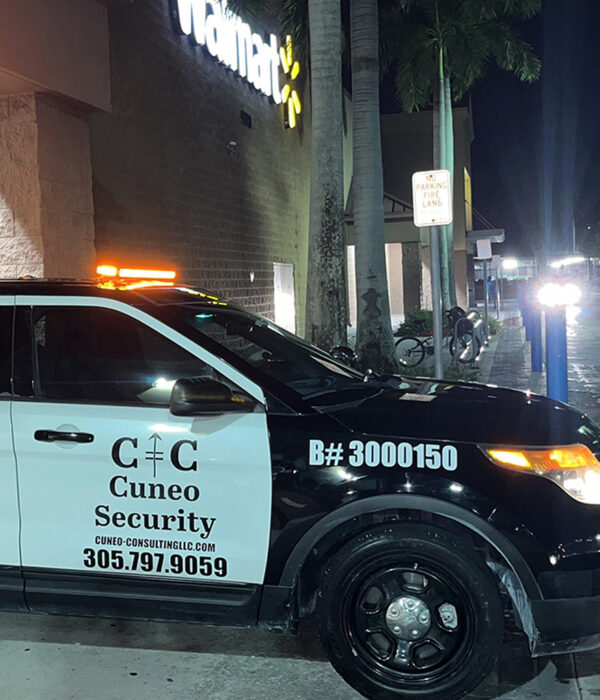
[412,170,453,380]
[482,259,489,339]
[429,226,444,379]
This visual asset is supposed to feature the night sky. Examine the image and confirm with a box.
[471,0,600,257]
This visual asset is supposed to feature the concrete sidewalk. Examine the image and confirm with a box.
[468,300,600,698]
[477,302,600,424]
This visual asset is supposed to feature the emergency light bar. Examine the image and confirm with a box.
[96,264,177,290]
[97,265,176,280]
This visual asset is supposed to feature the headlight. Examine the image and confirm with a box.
[480,444,600,504]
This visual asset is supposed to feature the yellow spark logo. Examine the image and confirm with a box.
[279,35,302,129]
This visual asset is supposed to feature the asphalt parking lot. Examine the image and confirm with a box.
[0,610,599,699]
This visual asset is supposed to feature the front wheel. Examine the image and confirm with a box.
[317,524,503,700]
[394,336,425,367]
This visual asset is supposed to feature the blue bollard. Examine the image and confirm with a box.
[530,307,543,372]
[545,306,568,402]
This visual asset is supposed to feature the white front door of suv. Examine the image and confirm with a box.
[11,297,272,585]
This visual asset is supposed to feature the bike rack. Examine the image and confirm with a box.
[450,309,483,363]
[466,310,485,358]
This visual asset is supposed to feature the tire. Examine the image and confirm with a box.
[317,524,503,700]
[394,337,425,367]
[449,331,481,364]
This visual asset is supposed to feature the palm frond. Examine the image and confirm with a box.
[225,0,269,21]
[277,0,310,67]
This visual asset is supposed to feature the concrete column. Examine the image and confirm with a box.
[454,249,468,310]
[401,241,422,314]
[37,95,95,278]
[0,95,43,278]
[0,93,95,279]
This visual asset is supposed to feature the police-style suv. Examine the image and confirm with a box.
[3,278,600,700]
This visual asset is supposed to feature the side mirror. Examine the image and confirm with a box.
[330,345,358,368]
[170,377,257,416]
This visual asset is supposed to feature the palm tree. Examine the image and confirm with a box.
[279,0,348,352]
[304,0,348,351]
[350,0,398,372]
[383,0,541,309]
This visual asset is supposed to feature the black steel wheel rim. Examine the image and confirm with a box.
[343,557,476,687]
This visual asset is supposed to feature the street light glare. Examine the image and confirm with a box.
[537,282,582,307]
[502,258,519,270]
[550,256,585,269]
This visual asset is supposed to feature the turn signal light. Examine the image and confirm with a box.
[481,444,600,504]
[484,445,598,474]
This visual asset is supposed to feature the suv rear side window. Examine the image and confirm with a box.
[0,305,12,396]
[32,306,212,405]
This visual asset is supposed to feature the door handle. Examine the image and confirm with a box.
[34,430,94,444]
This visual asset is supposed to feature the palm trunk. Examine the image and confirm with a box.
[433,47,451,310]
[305,0,347,350]
[350,0,398,372]
[444,75,457,307]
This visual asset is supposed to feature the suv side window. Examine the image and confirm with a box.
[32,306,214,405]
[0,305,12,397]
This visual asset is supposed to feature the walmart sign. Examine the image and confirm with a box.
[173,0,282,103]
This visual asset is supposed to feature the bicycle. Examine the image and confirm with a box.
[394,308,481,368]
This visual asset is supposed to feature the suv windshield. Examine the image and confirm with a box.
[164,304,364,398]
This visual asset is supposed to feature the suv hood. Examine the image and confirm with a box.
[316,377,600,449]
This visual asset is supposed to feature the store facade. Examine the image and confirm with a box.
[0,0,310,332]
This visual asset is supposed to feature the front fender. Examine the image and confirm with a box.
[278,493,542,602]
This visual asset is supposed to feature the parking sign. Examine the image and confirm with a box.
[412,170,453,227]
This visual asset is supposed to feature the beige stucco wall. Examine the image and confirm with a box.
[37,95,96,276]
[380,108,473,251]
[0,94,95,278]
[0,95,43,278]
[348,243,404,324]
[0,0,110,111]
[381,108,474,309]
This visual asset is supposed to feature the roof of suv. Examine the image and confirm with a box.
[0,279,229,307]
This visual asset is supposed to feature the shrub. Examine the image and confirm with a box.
[488,317,502,335]
[394,309,433,336]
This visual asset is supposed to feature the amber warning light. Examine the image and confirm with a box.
[96,265,177,289]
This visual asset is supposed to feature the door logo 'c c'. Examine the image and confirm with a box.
[111,434,198,475]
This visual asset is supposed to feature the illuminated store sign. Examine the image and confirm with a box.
[280,35,301,128]
[174,0,282,103]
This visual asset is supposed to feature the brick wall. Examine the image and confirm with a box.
[89,0,311,331]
